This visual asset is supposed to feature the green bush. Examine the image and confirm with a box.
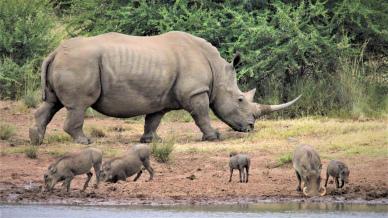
[151,139,175,163]
[0,0,60,99]
[0,122,16,140]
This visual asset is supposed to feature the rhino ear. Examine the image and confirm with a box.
[244,88,256,102]
[232,52,241,68]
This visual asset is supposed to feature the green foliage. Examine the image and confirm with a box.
[276,152,293,167]
[0,0,60,99]
[0,0,386,117]
[23,89,41,108]
[0,122,16,140]
[151,139,175,163]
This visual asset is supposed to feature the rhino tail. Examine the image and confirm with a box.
[41,51,56,101]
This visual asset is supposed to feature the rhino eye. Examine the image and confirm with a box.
[238,96,244,102]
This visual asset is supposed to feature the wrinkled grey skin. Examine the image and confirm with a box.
[100,144,154,183]
[29,31,301,145]
[229,152,250,183]
[325,160,350,189]
[44,147,102,192]
[292,144,326,196]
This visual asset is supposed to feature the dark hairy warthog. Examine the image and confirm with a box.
[229,152,250,183]
[100,144,154,183]
[325,160,350,189]
[292,144,326,196]
[44,147,102,192]
[29,31,301,145]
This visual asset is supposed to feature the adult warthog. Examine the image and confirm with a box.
[30,31,301,145]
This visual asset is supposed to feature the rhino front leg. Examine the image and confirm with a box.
[29,102,63,145]
[187,93,220,141]
[140,111,165,143]
[64,108,91,144]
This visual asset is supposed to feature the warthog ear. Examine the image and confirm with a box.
[232,52,241,68]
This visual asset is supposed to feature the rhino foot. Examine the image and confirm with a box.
[75,136,92,145]
[202,131,221,141]
[140,133,161,143]
[29,127,43,145]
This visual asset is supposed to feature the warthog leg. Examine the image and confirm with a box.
[295,170,302,192]
[133,170,143,181]
[82,172,93,192]
[245,166,249,183]
[324,172,330,187]
[143,159,154,181]
[93,162,101,189]
[229,169,233,182]
[335,177,340,188]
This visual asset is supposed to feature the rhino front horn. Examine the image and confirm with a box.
[254,95,302,117]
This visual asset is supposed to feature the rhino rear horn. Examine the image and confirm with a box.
[254,95,302,117]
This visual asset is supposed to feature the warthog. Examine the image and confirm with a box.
[292,144,326,196]
[325,160,350,189]
[100,144,154,183]
[229,152,250,183]
[44,147,102,192]
[29,31,301,145]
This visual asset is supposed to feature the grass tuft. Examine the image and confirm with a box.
[276,152,293,167]
[0,122,16,140]
[25,146,38,159]
[89,127,106,138]
[46,133,71,143]
[22,90,40,108]
[151,139,175,163]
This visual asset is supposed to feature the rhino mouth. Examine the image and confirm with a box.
[231,123,254,132]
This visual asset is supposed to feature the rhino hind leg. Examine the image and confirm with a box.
[187,92,220,141]
[29,102,63,145]
[64,108,91,144]
[140,111,165,143]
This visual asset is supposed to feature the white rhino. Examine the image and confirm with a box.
[30,31,300,144]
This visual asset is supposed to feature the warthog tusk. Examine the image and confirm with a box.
[303,187,309,196]
[320,186,327,196]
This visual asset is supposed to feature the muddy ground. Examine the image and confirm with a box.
[0,101,387,205]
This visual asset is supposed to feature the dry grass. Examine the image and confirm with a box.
[1,115,386,161]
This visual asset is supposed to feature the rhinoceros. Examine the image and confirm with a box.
[29,31,301,145]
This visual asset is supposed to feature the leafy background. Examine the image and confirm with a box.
[0,0,387,118]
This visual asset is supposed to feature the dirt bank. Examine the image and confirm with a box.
[0,101,387,205]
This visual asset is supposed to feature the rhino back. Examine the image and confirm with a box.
[89,32,215,117]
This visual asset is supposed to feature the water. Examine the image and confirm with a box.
[1,203,387,218]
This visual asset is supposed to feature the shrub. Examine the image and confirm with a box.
[25,146,38,159]
[151,139,175,163]
[89,127,106,138]
[23,89,40,108]
[0,123,16,140]
[0,0,60,99]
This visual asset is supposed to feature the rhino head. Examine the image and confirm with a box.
[211,53,301,132]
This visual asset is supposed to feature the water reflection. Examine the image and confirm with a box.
[1,203,387,218]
